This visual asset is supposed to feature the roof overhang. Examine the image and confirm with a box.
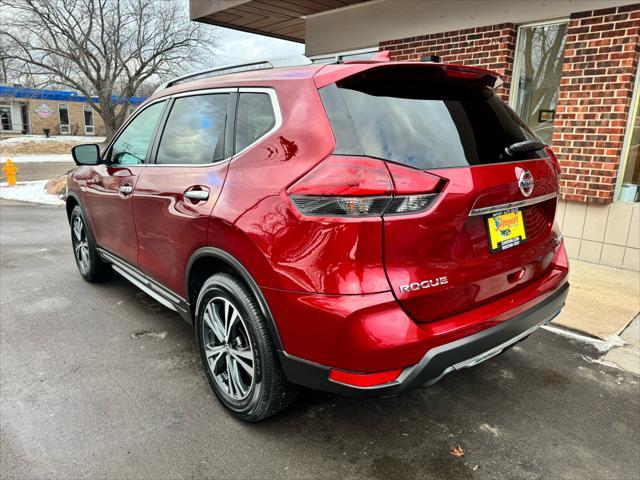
[189,0,372,43]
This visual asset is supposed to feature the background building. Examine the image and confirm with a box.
[191,0,640,271]
[0,86,144,137]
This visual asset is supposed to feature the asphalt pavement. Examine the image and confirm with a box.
[1,203,639,480]
[1,162,75,182]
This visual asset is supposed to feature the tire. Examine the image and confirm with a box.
[196,273,298,422]
[70,205,111,282]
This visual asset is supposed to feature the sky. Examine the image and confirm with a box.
[212,28,305,64]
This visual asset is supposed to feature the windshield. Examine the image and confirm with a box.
[319,66,544,169]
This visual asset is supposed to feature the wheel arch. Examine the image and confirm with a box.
[65,191,81,224]
[186,247,283,351]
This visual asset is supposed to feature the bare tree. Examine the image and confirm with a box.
[0,0,219,140]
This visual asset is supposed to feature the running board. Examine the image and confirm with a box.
[98,248,191,322]
[111,264,178,312]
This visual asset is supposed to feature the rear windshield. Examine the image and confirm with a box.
[319,66,544,169]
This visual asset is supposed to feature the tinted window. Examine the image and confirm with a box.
[320,67,543,169]
[110,101,165,165]
[235,93,276,153]
[156,94,229,165]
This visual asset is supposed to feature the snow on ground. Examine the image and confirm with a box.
[0,180,64,205]
[0,154,73,163]
[0,135,105,145]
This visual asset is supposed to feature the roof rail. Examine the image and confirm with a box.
[154,54,313,93]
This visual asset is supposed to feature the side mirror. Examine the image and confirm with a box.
[71,144,100,166]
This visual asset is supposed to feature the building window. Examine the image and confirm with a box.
[0,103,13,131]
[59,104,70,134]
[310,47,378,64]
[19,103,29,133]
[618,67,640,203]
[83,105,94,134]
[510,20,568,145]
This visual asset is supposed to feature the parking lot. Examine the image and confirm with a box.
[1,202,639,480]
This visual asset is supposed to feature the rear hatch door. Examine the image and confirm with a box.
[318,64,560,323]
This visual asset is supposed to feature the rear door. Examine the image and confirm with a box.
[133,90,235,297]
[319,65,560,323]
[82,100,166,265]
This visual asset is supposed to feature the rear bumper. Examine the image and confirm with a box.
[279,280,569,396]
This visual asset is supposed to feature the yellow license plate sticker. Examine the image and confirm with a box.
[486,208,527,253]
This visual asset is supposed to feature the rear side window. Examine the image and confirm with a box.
[319,66,543,169]
[156,94,229,165]
[235,93,276,153]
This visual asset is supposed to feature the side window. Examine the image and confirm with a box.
[109,101,165,165]
[156,94,229,165]
[235,93,276,153]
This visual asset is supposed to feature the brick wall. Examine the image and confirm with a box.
[26,99,106,136]
[378,7,640,205]
[379,23,517,101]
[552,4,640,204]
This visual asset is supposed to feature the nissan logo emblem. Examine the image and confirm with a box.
[518,170,534,197]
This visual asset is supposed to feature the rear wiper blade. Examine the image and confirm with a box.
[504,140,546,157]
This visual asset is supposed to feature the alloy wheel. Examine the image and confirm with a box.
[202,297,255,401]
[72,216,90,274]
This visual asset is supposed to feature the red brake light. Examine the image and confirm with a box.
[329,368,403,387]
[441,66,502,88]
[385,162,443,194]
[288,155,392,196]
[288,156,444,218]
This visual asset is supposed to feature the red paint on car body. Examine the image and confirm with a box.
[67,58,569,390]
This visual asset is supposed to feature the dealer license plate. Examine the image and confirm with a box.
[486,208,527,253]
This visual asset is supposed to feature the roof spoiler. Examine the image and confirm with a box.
[314,58,503,90]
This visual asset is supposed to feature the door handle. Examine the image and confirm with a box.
[184,190,209,201]
[118,185,133,195]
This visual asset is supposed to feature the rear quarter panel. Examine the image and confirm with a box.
[210,78,389,295]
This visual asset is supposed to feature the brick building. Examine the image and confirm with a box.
[0,86,144,137]
[191,0,639,271]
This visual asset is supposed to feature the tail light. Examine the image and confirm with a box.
[287,156,444,217]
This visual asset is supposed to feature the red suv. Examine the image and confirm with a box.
[67,54,569,421]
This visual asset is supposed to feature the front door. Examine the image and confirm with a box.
[82,100,166,265]
[134,92,233,297]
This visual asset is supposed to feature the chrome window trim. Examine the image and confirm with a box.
[103,88,239,168]
[141,87,282,167]
[468,192,558,216]
[103,87,282,168]
[170,87,238,98]
[148,88,238,168]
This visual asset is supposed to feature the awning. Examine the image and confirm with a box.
[189,0,371,42]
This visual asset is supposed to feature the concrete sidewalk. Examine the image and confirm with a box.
[552,259,640,374]
[554,260,639,338]
[603,315,640,375]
